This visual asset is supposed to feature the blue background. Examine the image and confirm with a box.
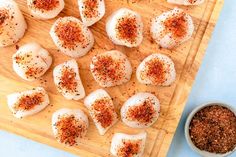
[0,0,235,157]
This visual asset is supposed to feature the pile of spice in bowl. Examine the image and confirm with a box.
[185,102,236,157]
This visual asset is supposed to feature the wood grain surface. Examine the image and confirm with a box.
[0,0,223,156]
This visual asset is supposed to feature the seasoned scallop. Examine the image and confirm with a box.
[84,89,118,135]
[106,8,143,47]
[12,42,52,81]
[53,59,85,100]
[121,92,160,128]
[0,0,27,47]
[27,0,64,20]
[50,16,94,58]
[136,53,176,86]
[78,0,105,26]
[7,87,49,118]
[52,108,89,146]
[90,50,132,87]
[167,0,204,5]
[110,132,147,157]
[151,8,194,49]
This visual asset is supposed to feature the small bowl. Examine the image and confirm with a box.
[185,102,236,157]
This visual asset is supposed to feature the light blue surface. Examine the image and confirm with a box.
[0,1,236,157]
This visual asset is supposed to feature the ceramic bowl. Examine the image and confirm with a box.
[185,102,236,157]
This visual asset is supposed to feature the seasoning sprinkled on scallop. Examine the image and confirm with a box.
[7,87,49,118]
[106,8,143,47]
[12,42,52,81]
[27,0,64,20]
[0,0,27,47]
[90,50,132,87]
[84,89,118,135]
[52,108,89,146]
[151,8,194,49]
[53,59,85,100]
[136,53,176,86]
[167,0,204,5]
[50,16,94,58]
[121,92,160,128]
[110,132,147,157]
[78,0,105,26]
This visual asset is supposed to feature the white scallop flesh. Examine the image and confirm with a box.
[106,8,143,47]
[52,108,89,146]
[53,59,85,100]
[78,0,105,26]
[167,0,204,5]
[110,132,147,157]
[50,16,94,58]
[90,50,132,87]
[7,87,49,118]
[12,42,52,81]
[84,89,118,135]
[0,0,27,47]
[27,0,64,20]
[136,53,176,86]
[121,92,160,128]
[151,7,194,49]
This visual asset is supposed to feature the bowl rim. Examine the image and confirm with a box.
[184,101,236,157]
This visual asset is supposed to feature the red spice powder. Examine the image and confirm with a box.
[59,67,77,92]
[33,0,59,11]
[91,55,124,83]
[117,140,141,157]
[117,17,138,43]
[14,53,45,78]
[189,105,236,154]
[56,115,86,146]
[163,12,187,39]
[25,67,44,78]
[142,58,166,85]
[0,9,9,26]
[55,21,86,50]
[82,0,99,18]
[127,99,156,124]
[188,0,197,4]
[15,54,31,64]
[92,98,114,128]
[16,93,43,111]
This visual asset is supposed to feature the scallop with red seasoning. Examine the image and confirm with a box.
[84,89,118,135]
[121,92,160,128]
[136,53,176,86]
[106,8,143,47]
[90,50,132,87]
[50,16,94,58]
[151,8,194,49]
[52,108,89,146]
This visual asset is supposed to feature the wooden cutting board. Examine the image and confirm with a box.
[0,0,224,156]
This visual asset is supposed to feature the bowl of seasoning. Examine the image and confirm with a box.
[185,102,236,157]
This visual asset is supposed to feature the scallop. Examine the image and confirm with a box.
[50,16,94,58]
[106,8,143,47]
[78,0,105,26]
[136,53,176,86]
[0,0,27,47]
[53,59,85,100]
[84,89,118,135]
[90,50,132,87]
[110,132,147,157]
[27,0,64,20]
[12,42,52,81]
[52,108,89,146]
[151,8,194,49]
[121,92,160,128]
[167,0,204,5]
[7,87,49,118]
